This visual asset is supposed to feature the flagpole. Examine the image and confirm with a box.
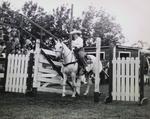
[69,4,73,50]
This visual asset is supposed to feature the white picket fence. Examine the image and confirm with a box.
[5,54,29,93]
[112,57,140,101]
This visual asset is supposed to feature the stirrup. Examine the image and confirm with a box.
[81,67,87,75]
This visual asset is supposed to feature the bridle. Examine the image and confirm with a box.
[55,42,77,67]
[55,42,72,59]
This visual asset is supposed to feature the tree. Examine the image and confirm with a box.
[51,5,71,39]
[1,1,125,49]
[22,1,47,39]
[0,1,22,54]
[81,6,125,46]
[22,2,72,44]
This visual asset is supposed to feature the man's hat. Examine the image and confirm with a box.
[70,29,81,35]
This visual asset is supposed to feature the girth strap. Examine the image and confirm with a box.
[63,61,77,67]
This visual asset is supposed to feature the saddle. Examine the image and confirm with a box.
[74,51,92,65]
[74,51,93,75]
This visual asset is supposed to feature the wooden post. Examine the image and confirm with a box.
[0,57,6,93]
[69,4,73,50]
[32,39,40,94]
[104,44,114,103]
[94,37,101,102]
[26,53,34,96]
[113,46,116,59]
[140,53,144,102]
[139,52,148,105]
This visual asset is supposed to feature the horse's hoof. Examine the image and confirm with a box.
[75,92,80,97]
[62,94,66,97]
[83,93,88,96]
[81,81,87,85]
[72,95,76,98]
[76,90,80,95]
[99,92,103,95]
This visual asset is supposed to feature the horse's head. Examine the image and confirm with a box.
[54,40,63,58]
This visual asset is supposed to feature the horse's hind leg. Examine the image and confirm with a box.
[76,76,82,95]
[62,74,67,97]
[84,74,92,95]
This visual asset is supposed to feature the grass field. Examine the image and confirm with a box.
[0,84,150,119]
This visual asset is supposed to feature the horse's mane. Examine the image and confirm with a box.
[61,42,71,52]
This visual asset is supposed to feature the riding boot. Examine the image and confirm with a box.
[84,56,88,66]
[81,58,88,74]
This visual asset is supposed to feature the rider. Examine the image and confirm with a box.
[70,29,87,72]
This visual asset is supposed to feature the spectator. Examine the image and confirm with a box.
[86,37,95,46]
[0,40,5,57]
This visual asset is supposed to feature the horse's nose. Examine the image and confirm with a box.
[55,52,61,59]
[55,56,61,61]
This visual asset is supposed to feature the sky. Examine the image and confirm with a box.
[1,0,150,47]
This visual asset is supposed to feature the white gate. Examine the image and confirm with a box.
[112,57,140,101]
[33,40,72,94]
[5,54,29,93]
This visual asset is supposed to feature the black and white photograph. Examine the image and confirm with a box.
[0,0,150,119]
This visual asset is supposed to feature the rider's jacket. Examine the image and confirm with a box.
[72,37,83,50]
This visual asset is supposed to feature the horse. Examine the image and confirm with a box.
[54,40,103,97]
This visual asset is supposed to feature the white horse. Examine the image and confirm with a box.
[54,40,103,97]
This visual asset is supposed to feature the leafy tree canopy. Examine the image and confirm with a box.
[0,1,125,51]
[81,6,125,46]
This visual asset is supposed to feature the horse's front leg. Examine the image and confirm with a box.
[71,73,77,97]
[62,73,67,97]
